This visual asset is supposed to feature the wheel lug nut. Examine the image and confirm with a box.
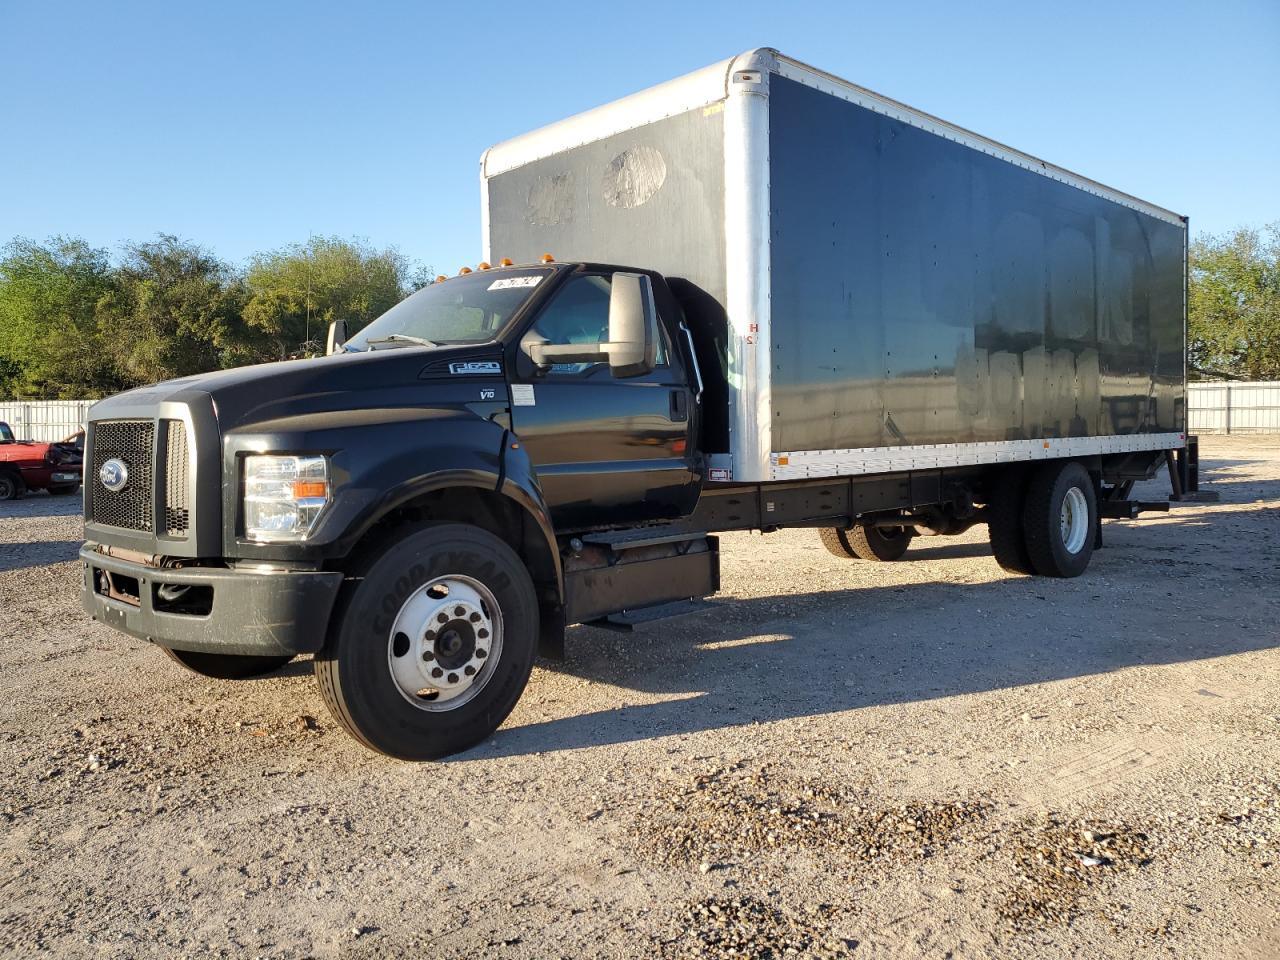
[453,606,465,617]
[422,651,434,661]
[447,673,459,684]
[437,613,448,624]
[477,629,489,640]
[475,648,487,659]
[430,667,443,678]
[464,665,476,676]
[469,612,481,623]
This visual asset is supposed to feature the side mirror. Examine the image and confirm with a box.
[605,273,658,378]
[326,319,349,355]
[523,273,659,378]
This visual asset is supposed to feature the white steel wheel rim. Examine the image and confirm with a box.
[1059,486,1090,555]
[386,574,503,713]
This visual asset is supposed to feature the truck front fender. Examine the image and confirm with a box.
[222,408,559,594]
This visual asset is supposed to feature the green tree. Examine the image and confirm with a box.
[98,235,255,387]
[0,237,118,398]
[243,236,408,359]
[1189,223,1280,380]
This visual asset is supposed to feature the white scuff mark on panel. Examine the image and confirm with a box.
[527,173,574,226]
[602,145,667,208]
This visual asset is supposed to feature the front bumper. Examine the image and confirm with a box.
[80,544,344,657]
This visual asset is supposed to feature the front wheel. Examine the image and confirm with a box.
[0,470,24,501]
[314,524,539,760]
[162,647,294,679]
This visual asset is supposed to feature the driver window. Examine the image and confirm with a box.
[530,275,612,374]
[530,275,669,375]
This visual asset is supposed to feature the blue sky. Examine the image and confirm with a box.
[2,0,1276,274]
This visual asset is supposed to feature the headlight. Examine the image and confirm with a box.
[243,455,330,542]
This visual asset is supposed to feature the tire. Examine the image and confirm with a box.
[162,647,295,679]
[0,470,24,501]
[314,523,539,761]
[48,483,81,496]
[820,524,911,561]
[819,526,861,559]
[987,466,1035,575]
[1022,461,1098,578]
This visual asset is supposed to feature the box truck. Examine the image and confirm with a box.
[80,50,1188,759]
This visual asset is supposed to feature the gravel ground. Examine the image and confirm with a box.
[1,436,1277,959]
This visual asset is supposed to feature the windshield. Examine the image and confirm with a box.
[347,268,553,350]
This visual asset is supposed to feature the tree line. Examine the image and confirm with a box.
[0,235,431,399]
[1,223,1277,400]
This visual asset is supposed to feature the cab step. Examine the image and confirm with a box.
[585,598,721,633]
[580,526,706,551]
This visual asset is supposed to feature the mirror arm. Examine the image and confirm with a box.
[527,342,609,367]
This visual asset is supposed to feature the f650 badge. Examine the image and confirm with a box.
[449,361,501,376]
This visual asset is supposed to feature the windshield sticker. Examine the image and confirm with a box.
[488,276,542,291]
[510,384,536,407]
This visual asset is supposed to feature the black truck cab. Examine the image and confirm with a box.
[80,261,723,758]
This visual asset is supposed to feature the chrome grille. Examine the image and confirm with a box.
[164,421,190,536]
[90,420,154,532]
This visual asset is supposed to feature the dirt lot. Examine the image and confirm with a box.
[2,436,1277,959]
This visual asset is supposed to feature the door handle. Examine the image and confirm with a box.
[670,390,689,423]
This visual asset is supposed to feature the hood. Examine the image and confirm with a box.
[89,343,506,433]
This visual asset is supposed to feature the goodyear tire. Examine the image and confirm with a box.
[162,647,294,679]
[314,524,538,761]
[820,524,911,561]
[1022,461,1098,578]
[986,466,1035,575]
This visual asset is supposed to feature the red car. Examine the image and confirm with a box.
[0,422,83,499]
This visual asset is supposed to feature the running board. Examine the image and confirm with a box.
[585,598,721,633]
[580,526,707,551]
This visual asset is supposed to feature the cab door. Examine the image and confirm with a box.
[507,273,698,530]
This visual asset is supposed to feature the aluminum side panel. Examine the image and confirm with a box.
[484,106,727,308]
[766,75,1186,456]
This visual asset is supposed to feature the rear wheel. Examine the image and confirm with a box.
[1022,461,1097,578]
[820,524,912,561]
[986,466,1035,575]
[0,470,24,501]
[162,647,294,679]
[314,523,538,760]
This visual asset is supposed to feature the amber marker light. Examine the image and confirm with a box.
[293,480,328,499]
[477,261,491,270]
[540,253,555,262]
[434,275,447,283]
[499,257,513,267]
[459,266,472,274]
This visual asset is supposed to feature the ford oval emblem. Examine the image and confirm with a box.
[99,458,129,492]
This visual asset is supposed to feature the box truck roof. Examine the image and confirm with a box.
[481,48,1183,228]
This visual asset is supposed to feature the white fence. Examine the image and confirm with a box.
[0,400,95,442]
[1187,381,1280,434]
[2,384,1278,441]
